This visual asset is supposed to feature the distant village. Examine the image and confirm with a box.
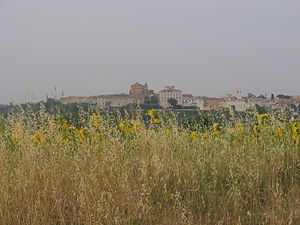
[58,82,300,113]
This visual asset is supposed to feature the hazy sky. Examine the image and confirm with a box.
[0,0,300,104]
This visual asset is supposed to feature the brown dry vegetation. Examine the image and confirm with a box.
[0,109,300,225]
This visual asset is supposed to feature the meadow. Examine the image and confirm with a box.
[0,106,299,225]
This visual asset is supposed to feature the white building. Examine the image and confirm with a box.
[159,86,183,108]
[182,94,204,109]
[221,99,251,111]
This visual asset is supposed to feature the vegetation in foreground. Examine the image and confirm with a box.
[0,106,300,225]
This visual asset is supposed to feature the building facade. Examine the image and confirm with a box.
[202,97,225,110]
[129,82,150,96]
[159,86,183,108]
[221,99,251,111]
[182,94,204,109]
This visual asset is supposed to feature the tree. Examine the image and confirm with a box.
[255,104,268,114]
[271,93,275,100]
[167,98,178,108]
[150,96,159,105]
[258,94,267,99]
[105,102,111,109]
[276,94,292,99]
[247,93,256,98]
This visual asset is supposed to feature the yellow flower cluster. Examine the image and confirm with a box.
[291,122,299,139]
[119,120,140,132]
[146,109,161,124]
[31,130,46,145]
[5,111,298,148]
[258,114,270,128]
[212,123,221,135]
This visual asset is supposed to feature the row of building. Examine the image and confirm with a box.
[58,83,300,111]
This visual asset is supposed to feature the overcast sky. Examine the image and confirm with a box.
[0,0,299,104]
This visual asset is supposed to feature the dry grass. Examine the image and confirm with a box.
[0,109,299,225]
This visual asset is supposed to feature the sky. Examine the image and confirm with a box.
[0,0,300,104]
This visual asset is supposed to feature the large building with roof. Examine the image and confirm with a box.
[158,86,183,108]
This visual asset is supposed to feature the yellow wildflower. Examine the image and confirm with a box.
[229,122,244,136]
[146,109,161,124]
[91,114,101,128]
[253,125,260,137]
[190,131,197,140]
[61,121,68,130]
[119,120,139,132]
[291,122,299,139]
[92,133,101,141]
[258,114,270,128]
[276,127,285,137]
[212,123,221,135]
[77,128,89,142]
[199,132,208,140]
[165,128,173,135]
[152,118,161,124]
[31,130,46,145]
[146,109,155,118]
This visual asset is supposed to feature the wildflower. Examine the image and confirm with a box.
[91,114,101,128]
[199,132,208,140]
[152,118,161,124]
[61,121,68,130]
[258,114,270,128]
[212,123,221,135]
[165,128,173,135]
[77,128,89,142]
[146,109,155,118]
[31,130,46,145]
[146,109,161,124]
[291,122,299,139]
[276,127,285,137]
[189,131,197,140]
[229,122,244,136]
[65,126,77,139]
[92,133,101,141]
[119,120,139,132]
[253,125,260,137]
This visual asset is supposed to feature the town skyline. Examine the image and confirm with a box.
[1,80,299,105]
[55,82,299,112]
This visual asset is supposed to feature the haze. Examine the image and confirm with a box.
[0,0,300,104]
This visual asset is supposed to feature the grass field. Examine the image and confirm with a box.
[0,108,300,225]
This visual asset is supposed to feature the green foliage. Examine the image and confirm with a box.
[167,98,178,108]
[277,94,292,99]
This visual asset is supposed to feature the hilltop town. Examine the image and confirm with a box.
[58,82,300,113]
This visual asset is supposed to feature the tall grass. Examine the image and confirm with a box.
[0,107,299,225]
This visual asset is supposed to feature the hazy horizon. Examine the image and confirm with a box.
[1,0,300,104]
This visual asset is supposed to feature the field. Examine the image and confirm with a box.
[0,107,300,225]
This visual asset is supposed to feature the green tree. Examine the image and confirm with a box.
[150,96,159,105]
[258,94,267,99]
[167,98,178,108]
[276,94,292,99]
[247,93,256,98]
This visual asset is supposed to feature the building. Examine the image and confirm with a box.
[182,94,204,109]
[90,94,145,108]
[202,97,225,110]
[221,99,251,111]
[159,86,183,108]
[129,82,151,96]
[58,82,154,109]
[59,96,89,104]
